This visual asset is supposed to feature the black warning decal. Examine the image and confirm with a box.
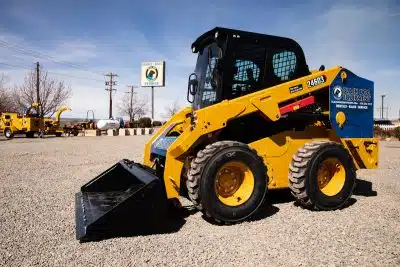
[289,84,303,94]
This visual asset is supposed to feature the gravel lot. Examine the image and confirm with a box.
[0,136,399,266]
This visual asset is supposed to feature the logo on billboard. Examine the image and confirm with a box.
[145,66,158,82]
[333,85,343,100]
[141,61,165,87]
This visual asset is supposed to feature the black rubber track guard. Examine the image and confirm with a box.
[75,159,168,242]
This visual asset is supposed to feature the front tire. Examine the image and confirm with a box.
[4,128,13,139]
[187,141,268,223]
[289,140,356,210]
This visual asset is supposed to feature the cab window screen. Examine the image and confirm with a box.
[231,44,266,96]
[233,59,260,93]
[272,51,297,81]
[202,56,217,105]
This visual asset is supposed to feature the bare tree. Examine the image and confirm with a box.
[0,74,17,113]
[13,68,72,117]
[0,74,8,112]
[118,94,149,122]
[163,99,181,119]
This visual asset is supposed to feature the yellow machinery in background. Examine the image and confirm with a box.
[76,110,96,130]
[75,27,378,242]
[44,106,72,137]
[1,104,71,139]
[1,103,43,138]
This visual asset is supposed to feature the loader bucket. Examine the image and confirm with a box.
[75,159,168,242]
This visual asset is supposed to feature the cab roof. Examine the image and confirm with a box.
[191,27,305,55]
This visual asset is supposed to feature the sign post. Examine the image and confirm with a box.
[152,86,154,119]
[141,61,165,120]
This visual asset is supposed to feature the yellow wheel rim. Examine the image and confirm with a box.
[214,161,255,206]
[317,157,346,196]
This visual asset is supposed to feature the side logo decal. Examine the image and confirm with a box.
[333,86,343,100]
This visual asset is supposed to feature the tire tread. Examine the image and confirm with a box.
[186,140,267,222]
[288,140,356,210]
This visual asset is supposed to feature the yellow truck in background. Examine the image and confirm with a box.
[0,104,71,139]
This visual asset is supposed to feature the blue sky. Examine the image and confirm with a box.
[0,0,399,119]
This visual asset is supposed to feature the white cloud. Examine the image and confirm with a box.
[48,40,98,64]
[296,4,399,119]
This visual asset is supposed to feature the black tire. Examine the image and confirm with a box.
[289,140,356,210]
[187,141,268,223]
[4,128,13,139]
[55,132,62,137]
[26,132,34,138]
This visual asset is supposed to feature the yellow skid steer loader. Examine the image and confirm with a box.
[75,27,378,242]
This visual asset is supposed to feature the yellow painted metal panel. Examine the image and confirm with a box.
[249,127,332,190]
[341,138,379,169]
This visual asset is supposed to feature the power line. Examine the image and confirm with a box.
[0,62,104,85]
[0,39,105,76]
[0,61,33,69]
[47,71,105,82]
[0,40,98,72]
[0,61,104,83]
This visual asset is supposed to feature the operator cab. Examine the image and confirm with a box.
[188,27,310,109]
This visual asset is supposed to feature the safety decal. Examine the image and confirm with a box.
[307,75,326,88]
[289,84,303,94]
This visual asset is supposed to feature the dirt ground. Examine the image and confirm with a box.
[0,136,399,266]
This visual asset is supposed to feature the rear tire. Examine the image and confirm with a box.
[289,140,356,210]
[4,128,13,139]
[55,132,62,137]
[187,141,268,223]
[26,132,34,138]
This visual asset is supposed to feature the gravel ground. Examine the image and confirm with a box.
[0,136,399,266]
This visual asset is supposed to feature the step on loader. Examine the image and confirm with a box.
[75,27,379,242]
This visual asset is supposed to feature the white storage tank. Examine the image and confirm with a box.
[96,119,120,130]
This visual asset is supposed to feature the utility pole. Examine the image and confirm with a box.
[36,62,40,115]
[386,106,389,120]
[105,73,118,119]
[151,86,154,120]
[380,94,386,119]
[125,85,137,122]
